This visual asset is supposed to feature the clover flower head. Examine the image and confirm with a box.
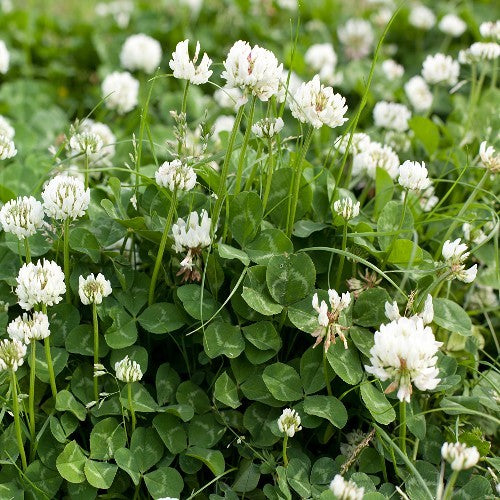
[277,408,302,437]
[404,75,433,112]
[251,117,284,138]
[330,474,365,500]
[120,33,162,74]
[79,273,112,305]
[398,160,431,191]
[335,132,371,156]
[169,39,213,85]
[0,40,9,74]
[304,43,338,83]
[382,59,404,80]
[334,197,360,221]
[42,174,90,221]
[442,238,477,283]
[441,442,480,470]
[439,14,467,37]
[115,355,143,382]
[422,53,460,86]
[7,312,50,343]
[338,18,374,60]
[155,160,197,191]
[0,339,26,372]
[479,21,500,41]
[352,141,400,179]
[373,101,411,132]
[102,71,139,114]
[0,115,14,139]
[0,134,17,160]
[69,130,103,158]
[213,86,247,111]
[0,196,44,239]
[409,5,436,30]
[479,141,499,173]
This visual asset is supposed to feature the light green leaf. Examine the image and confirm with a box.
[214,372,241,409]
[138,302,185,333]
[153,413,187,454]
[303,395,347,428]
[245,229,293,265]
[433,298,472,336]
[241,286,283,315]
[90,417,126,460]
[203,321,245,359]
[56,441,86,484]
[143,467,184,499]
[262,363,303,401]
[360,383,396,425]
[326,340,363,385]
[218,243,250,266]
[185,446,225,476]
[55,390,86,421]
[84,460,117,489]
[229,191,263,246]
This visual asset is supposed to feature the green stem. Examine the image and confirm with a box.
[127,383,136,435]
[399,401,407,457]
[234,96,257,196]
[92,303,99,402]
[43,304,57,398]
[63,219,71,304]
[178,80,190,155]
[262,137,274,213]
[11,369,27,471]
[148,190,177,305]
[442,470,459,500]
[84,154,89,190]
[282,435,289,467]
[335,223,348,290]
[28,341,36,461]
[323,348,332,396]
[24,238,31,264]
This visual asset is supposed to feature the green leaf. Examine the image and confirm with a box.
[144,467,184,499]
[286,458,311,498]
[55,390,86,421]
[188,413,225,448]
[288,292,327,334]
[360,383,396,425]
[204,321,245,359]
[69,228,101,263]
[114,447,141,486]
[65,324,109,357]
[105,307,137,348]
[375,167,394,218]
[326,340,363,385]
[266,253,316,305]
[229,191,263,246]
[245,229,293,265]
[214,372,241,409]
[120,383,159,412]
[303,395,347,428]
[377,201,413,250]
[84,460,117,490]
[185,446,225,476]
[24,460,63,498]
[33,344,68,382]
[241,286,283,315]
[387,239,423,265]
[233,459,261,493]
[409,116,439,156]
[177,284,218,320]
[156,363,180,405]
[90,417,126,460]
[353,288,391,327]
[56,441,87,484]
[153,413,187,454]
[218,243,250,266]
[262,363,303,401]
[138,303,185,333]
[130,427,164,473]
[176,381,211,414]
[300,347,326,395]
[433,298,472,336]
[242,321,281,352]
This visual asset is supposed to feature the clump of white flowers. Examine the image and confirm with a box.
[7,312,50,343]
[102,71,139,114]
[251,117,284,138]
[155,160,197,191]
[304,43,341,84]
[0,339,26,372]
[330,474,365,500]
[0,39,9,74]
[221,40,283,101]
[382,59,404,80]
[277,408,302,437]
[373,101,411,132]
[78,274,112,305]
[77,120,116,166]
[334,198,360,221]
[69,130,103,159]
[169,39,212,85]
[338,18,374,60]
[398,160,431,191]
[479,20,500,40]
[42,174,90,221]
[115,355,143,382]
[404,75,433,112]
[290,75,348,129]
[409,4,436,30]
[311,289,351,351]
[441,238,477,283]
[365,316,442,402]
[0,196,44,239]
[385,294,434,326]
[0,115,14,139]
[16,259,66,310]
[459,42,500,63]
[120,33,162,74]
[438,14,467,37]
[352,141,400,179]
[0,134,17,160]
[441,442,480,470]
[422,53,460,86]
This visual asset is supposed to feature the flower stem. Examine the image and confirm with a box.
[335,223,348,290]
[127,382,136,435]
[148,189,177,305]
[442,470,459,500]
[323,348,332,396]
[42,304,57,398]
[178,80,190,155]
[399,401,407,456]
[63,219,71,304]
[92,303,99,402]
[282,435,289,467]
[24,238,31,264]
[11,369,27,471]
[234,95,257,196]
[262,137,274,213]
[28,341,36,460]
[84,154,89,190]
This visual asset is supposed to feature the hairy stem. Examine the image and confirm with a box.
[234,95,257,195]
[92,303,99,402]
[282,434,289,467]
[399,401,407,456]
[28,341,36,461]
[42,304,57,398]
[11,369,27,471]
[63,219,71,304]
[127,382,136,435]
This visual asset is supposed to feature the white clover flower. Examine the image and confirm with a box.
[439,14,467,37]
[398,160,431,191]
[42,174,90,221]
[312,290,351,351]
[7,312,50,343]
[251,117,284,138]
[69,131,103,159]
[279,70,303,102]
[221,40,283,101]
[169,39,212,85]
[172,210,212,254]
[0,134,17,160]
[462,223,488,245]
[0,339,27,372]
[442,238,477,283]
[479,141,499,172]
[335,132,371,156]
[422,53,460,86]
[382,59,404,80]
[115,355,143,382]
[80,120,116,166]
[78,273,112,305]
[365,317,442,402]
[441,442,480,470]
[404,75,433,112]
[155,159,197,191]
[102,71,139,114]
[385,294,433,325]
[277,408,302,437]
[120,34,162,74]
[213,87,247,111]
[338,18,374,60]
[0,40,9,74]
[420,294,434,325]
[213,115,236,138]
[0,196,44,239]
[419,184,439,212]
[95,0,133,28]
[334,198,360,221]
[330,474,365,500]
[304,43,338,83]
[480,21,500,40]
[372,7,393,28]
[466,42,500,62]
[16,259,66,310]
[290,75,348,129]
[409,5,436,30]
[373,101,411,132]
[352,141,400,179]
[0,115,14,139]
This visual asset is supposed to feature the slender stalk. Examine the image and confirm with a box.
[63,219,71,303]
[399,401,407,456]
[42,304,57,398]
[234,96,257,195]
[24,238,31,264]
[148,189,177,305]
[323,348,332,396]
[127,382,136,435]
[282,435,289,467]
[262,137,274,213]
[11,369,27,471]
[442,470,459,500]
[178,80,190,155]
[335,223,348,290]
[92,303,99,402]
[28,341,36,460]
[398,189,409,232]
[84,154,89,190]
